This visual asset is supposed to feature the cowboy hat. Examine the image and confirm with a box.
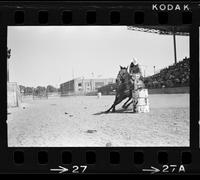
[132,57,138,65]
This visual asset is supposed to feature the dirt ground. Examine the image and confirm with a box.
[7,94,189,147]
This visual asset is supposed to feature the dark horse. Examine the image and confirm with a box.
[105,66,134,113]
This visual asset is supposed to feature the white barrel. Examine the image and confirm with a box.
[133,88,150,113]
[138,89,148,98]
[136,104,150,113]
[137,97,149,106]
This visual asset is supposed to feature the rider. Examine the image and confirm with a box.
[129,58,141,76]
[129,58,145,112]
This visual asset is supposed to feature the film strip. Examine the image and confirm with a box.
[0,0,199,175]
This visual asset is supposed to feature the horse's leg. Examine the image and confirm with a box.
[111,95,127,112]
[124,100,133,109]
[105,95,126,113]
[105,95,119,113]
[105,103,115,113]
[124,99,139,112]
[122,97,131,109]
[122,90,133,109]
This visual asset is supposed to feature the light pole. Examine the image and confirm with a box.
[140,64,148,77]
[153,66,156,75]
[172,26,177,64]
[7,48,11,82]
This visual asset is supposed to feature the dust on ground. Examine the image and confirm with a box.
[7,94,189,147]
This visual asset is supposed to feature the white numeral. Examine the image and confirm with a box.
[72,165,87,173]
[80,165,87,173]
[72,166,79,173]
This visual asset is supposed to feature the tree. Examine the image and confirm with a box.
[35,86,46,95]
[46,85,57,93]
[25,87,34,94]
[19,85,25,92]
[7,47,11,59]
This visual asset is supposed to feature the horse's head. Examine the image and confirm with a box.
[116,66,129,84]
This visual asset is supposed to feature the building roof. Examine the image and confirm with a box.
[127,26,189,36]
[60,77,116,86]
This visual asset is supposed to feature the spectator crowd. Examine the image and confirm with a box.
[144,57,190,89]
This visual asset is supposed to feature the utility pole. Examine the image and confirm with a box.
[173,26,177,64]
[7,48,11,82]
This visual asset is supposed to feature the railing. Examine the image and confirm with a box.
[21,92,61,100]
[7,82,22,107]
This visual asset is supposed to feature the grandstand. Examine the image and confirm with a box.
[97,57,190,95]
[144,57,189,89]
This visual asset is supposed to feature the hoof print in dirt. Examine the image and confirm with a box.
[65,112,68,114]
[106,142,112,147]
[86,130,97,133]
[69,115,73,117]
[23,107,25,109]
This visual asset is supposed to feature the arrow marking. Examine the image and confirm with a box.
[142,166,160,174]
[50,166,69,174]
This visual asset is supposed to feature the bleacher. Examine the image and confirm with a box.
[144,57,189,89]
[98,57,190,95]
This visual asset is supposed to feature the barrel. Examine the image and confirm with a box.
[132,89,150,113]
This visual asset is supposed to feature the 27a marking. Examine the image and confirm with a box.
[142,165,185,174]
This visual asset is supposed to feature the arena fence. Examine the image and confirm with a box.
[33,93,48,100]
[21,92,61,100]
[7,82,22,107]
[46,92,61,98]
[148,86,189,94]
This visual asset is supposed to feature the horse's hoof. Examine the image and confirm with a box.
[122,106,127,110]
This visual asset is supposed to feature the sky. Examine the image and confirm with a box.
[8,26,189,88]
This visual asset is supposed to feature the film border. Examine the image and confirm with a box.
[0,1,199,174]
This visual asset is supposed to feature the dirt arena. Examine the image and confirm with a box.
[7,94,189,147]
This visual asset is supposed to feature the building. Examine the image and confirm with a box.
[7,82,22,107]
[97,83,117,95]
[60,77,115,96]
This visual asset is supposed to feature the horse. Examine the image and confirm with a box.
[105,66,134,113]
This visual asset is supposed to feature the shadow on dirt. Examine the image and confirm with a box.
[93,109,134,115]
